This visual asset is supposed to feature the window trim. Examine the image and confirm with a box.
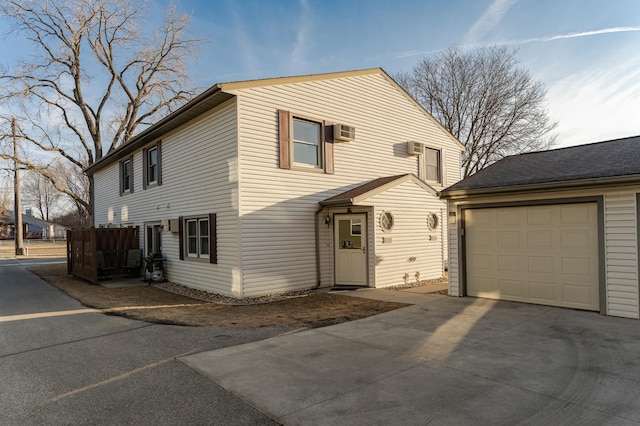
[423,146,442,184]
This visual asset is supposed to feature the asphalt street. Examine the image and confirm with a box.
[0,257,294,425]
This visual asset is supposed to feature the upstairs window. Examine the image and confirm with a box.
[278,110,334,174]
[424,147,441,183]
[293,118,322,168]
[119,155,133,195]
[143,141,162,188]
[148,147,158,183]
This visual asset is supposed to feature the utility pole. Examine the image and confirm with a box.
[12,119,26,256]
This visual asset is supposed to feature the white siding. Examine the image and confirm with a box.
[605,193,639,319]
[368,181,446,287]
[232,73,462,296]
[94,99,243,297]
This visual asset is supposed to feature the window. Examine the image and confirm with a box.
[143,141,162,188]
[278,110,334,173]
[119,155,133,195]
[424,147,441,183]
[148,147,158,183]
[186,218,209,258]
[293,117,322,167]
[380,212,394,232]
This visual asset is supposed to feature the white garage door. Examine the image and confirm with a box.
[465,203,599,311]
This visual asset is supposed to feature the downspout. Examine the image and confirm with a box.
[314,205,324,289]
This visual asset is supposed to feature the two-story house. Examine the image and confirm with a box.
[86,68,464,298]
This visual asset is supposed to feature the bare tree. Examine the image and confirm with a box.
[22,169,63,221]
[396,46,557,177]
[0,0,201,221]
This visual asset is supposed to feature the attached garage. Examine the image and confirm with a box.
[441,136,640,319]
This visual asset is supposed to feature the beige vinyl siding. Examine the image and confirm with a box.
[232,73,460,296]
[448,204,460,296]
[368,181,446,287]
[604,192,639,319]
[94,99,242,297]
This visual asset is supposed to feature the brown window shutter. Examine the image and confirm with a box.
[324,123,335,174]
[178,216,184,260]
[156,141,162,186]
[208,213,217,264]
[142,147,148,189]
[129,155,134,193]
[278,109,291,169]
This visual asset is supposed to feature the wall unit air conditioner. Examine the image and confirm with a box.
[333,124,356,142]
[407,141,425,155]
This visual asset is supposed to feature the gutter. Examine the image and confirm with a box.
[440,174,640,200]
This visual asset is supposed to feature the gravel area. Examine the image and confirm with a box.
[154,275,448,305]
[386,276,448,290]
[153,281,316,305]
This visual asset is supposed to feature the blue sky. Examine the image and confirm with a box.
[2,0,640,148]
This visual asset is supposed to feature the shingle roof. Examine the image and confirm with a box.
[321,174,436,206]
[442,135,640,196]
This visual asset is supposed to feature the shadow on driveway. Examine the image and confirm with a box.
[183,293,640,425]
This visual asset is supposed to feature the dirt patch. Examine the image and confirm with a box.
[30,264,410,328]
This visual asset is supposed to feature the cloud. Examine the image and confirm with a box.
[290,0,312,70]
[547,56,640,146]
[464,0,518,44]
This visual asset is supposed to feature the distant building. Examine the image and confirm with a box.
[0,211,69,239]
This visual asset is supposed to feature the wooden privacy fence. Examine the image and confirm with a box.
[67,227,140,284]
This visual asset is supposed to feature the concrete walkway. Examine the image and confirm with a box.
[183,288,640,425]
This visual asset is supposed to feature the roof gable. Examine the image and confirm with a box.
[441,135,640,197]
[321,174,437,206]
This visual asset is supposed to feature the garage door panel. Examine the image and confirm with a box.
[499,279,525,298]
[469,277,499,297]
[527,208,553,225]
[561,230,591,248]
[498,231,520,248]
[527,230,553,248]
[528,256,554,273]
[498,255,521,272]
[529,281,557,303]
[563,284,596,306]
[561,205,591,224]
[497,209,519,225]
[561,257,592,276]
[465,204,599,311]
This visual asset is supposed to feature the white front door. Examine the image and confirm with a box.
[334,214,367,286]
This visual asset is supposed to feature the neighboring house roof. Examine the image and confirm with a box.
[85,68,464,176]
[441,135,640,199]
[0,212,68,229]
[321,174,437,206]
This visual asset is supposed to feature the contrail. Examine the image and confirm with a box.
[396,27,640,58]
[497,26,640,46]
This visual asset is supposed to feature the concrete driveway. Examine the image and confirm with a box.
[183,288,640,425]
